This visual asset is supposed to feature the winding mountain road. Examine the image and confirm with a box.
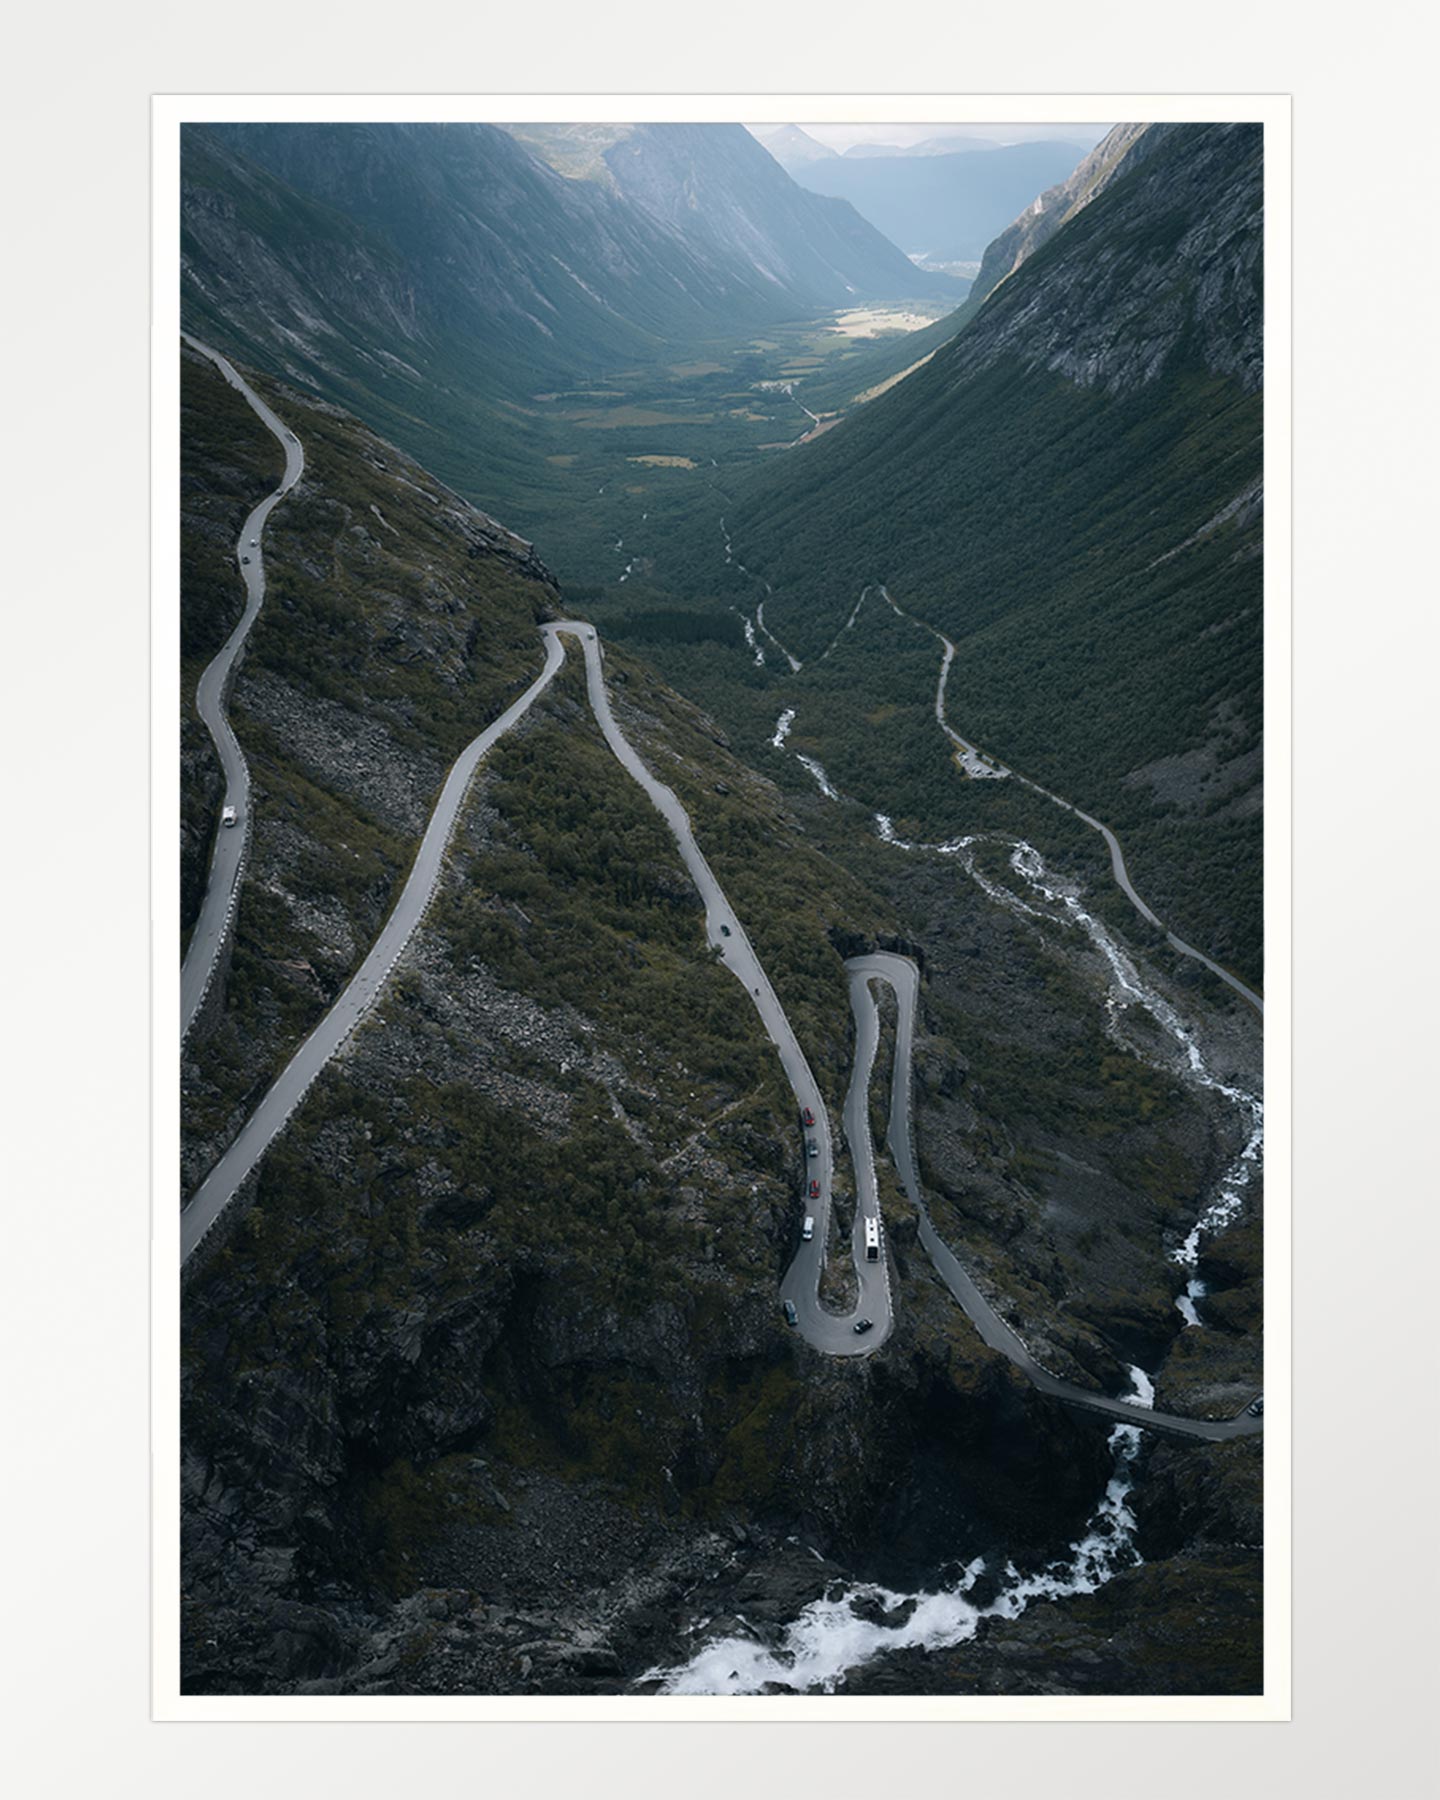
[181,618,892,1352]
[845,953,1261,1439]
[181,633,569,1264]
[570,629,887,1352]
[180,335,304,1042]
[178,393,1256,1434]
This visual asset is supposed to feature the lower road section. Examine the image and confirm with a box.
[845,952,1261,1441]
[566,629,888,1353]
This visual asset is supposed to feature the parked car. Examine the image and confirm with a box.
[853,1318,873,1336]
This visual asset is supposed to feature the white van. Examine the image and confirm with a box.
[802,1216,815,1241]
[221,805,238,828]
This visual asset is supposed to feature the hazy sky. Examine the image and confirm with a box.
[747,123,1113,153]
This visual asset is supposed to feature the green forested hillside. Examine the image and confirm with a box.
[651,124,1264,986]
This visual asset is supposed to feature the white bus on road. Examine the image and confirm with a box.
[864,1216,880,1262]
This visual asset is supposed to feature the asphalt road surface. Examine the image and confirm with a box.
[176,524,1254,1423]
[182,622,890,1348]
[179,335,304,1042]
[180,634,568,1265]
[845,951,1262,1441]
[877,586,1263,1017]
[560,625,888,1353]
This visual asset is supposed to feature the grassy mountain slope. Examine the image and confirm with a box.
[661,123,1264,986]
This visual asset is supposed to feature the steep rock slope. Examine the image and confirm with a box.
[187,122,784,379]
[682,123,1264,984]
[502,122,956,305]
[965,122,1159,308]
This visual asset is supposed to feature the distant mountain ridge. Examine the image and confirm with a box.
[775,138,1091,261]
[180,121,959,557]
[500,122,957,305]
[750,124,837,166]
[965,123,1160,308]
[841,135,1005,158]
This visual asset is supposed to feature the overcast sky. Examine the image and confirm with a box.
[747,123,1113,153]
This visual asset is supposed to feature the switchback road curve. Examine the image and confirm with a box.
[845,952,1262,1441]
[181,621,891,1352]
[177,398,1253,1425]
[180,335,304,1042]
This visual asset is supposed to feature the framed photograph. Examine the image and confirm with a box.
[154,92,1288,1721]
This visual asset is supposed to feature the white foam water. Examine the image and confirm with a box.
[795,754,839,800]
[874,821,1263,1324]
[771,708,796,750]
[874,814,976,857]
[647,1370,1151,1695]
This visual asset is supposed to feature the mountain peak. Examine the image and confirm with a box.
[752,124,837,166]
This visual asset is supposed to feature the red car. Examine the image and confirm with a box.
[808,1179,820,1200]
[802,1108,815,1127]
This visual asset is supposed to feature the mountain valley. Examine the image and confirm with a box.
[177,116,1267,1701]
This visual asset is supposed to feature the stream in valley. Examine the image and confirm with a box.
[646,1369,1153,1695]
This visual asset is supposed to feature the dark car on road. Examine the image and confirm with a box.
[1248,1396,1264,1417]
[801,1107,815,1127]
[806,1140,818,1158]
[783,1300,798,1327]
[853,1318,873,1335]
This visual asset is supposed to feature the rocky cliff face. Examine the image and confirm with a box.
[965,123,1158,308]
[948,123,1262,395]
